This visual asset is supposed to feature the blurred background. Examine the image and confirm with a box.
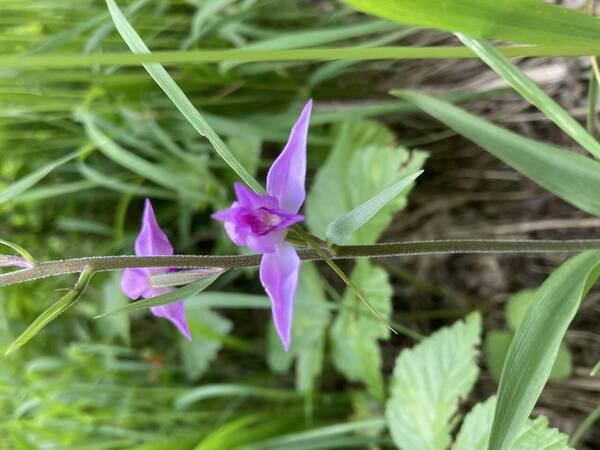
[0,0,598,448]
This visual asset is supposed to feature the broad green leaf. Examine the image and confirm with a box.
[484,330,572,382]
[505,290,537,331]
[267,263,330,392]
[456,35,600,159]
[97,274,130,344]
[490,251,600,450]
[343,0,600,46]
[393,90,600,217]
[330,259,392,400]
[0,151,78,205]
[454,396,573,450]
[105,0,261,192]
[95,273,223,318]
[6,267,95,354]
[179,307,232,381]
[325,170,423,244]
[306,121,427,244]
[386,312,481,450]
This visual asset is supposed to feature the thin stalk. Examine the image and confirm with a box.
[6,46,600,68]
[2,239,600,287]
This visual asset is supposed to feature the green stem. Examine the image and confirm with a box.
[5,45,600,68]
[2,239,600,287]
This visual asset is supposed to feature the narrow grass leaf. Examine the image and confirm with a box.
[0,239,36,265]
[489,251,600,450]
[393,90,600,217]
[149,268,225,289]
[95,272,223,318]
[174,384,299,410]
[343,0,600,46]
[0,151,78,205]
[326,170,423,244]
[456,34,600,159]
[5,266,95,354]
[105,0,262,192]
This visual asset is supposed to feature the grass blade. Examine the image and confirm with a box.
[105,0,262,192]
[0,151,79,205]
[456,34,600,159]
[5,266,95,354]
[0,238,36,266]
[95,272,223,318]
[393,90,600,217]
[326,170,423,244]
[489,251,600,450]
[343,0,600,46]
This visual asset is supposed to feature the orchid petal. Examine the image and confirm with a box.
[135,199,173,256]
[121,268,149,300]
[151,301,191,340]
[266,100,312,213]
[234,182,279,210]
[259,243,301,351]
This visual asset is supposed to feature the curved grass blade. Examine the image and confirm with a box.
[5,266,95,354]
[326,170,423,244]
[149,268,224,289]
[0,151,79,205]
[174,384,299,410]
[95,272,223,318]
[393,90,600,217]
[456,34,600,160]
[343,0,600,46]
[105,0,262,193]
[489,251,600,450]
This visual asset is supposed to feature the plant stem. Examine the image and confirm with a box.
[5,46,600,68]
[2,239,600,287]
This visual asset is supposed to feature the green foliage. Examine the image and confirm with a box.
[394,90,600,217]
[306,120,427,244]
[343,0,600,46]
[485,290,573,382]
[179,307,232,382]
[267,263,330,393]
[386,312,481,450]
[330,259,392,400]
[454,396,573,450]
[490,251,600,450]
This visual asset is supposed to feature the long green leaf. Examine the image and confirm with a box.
[343,0,600,46]
[0,151,78,205]
[489,251,600,450]
[95,273,223,318]
[326,170,423,244]
[393,90,600,217]
[5,266,95,354]
[456,34,600,159]
[105,0,261,192]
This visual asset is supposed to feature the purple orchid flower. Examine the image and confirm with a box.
[121,199,191,340]
[212,100,312,351]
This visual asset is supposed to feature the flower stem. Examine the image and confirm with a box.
[1,239,600,287]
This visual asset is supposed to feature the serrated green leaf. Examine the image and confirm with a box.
[385,312,482,450]
[393,90,600,217]
[326,170,423,244]
[267,263,330,392]
[306,121,427,244]
[454,396,573,450]
[330,259,392,400]
[490,251,600,450]
[95,273,223,318]
[343,0,600,46]
[179,307,232,381]
[105,0,261,192]
[456,35,600,160]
